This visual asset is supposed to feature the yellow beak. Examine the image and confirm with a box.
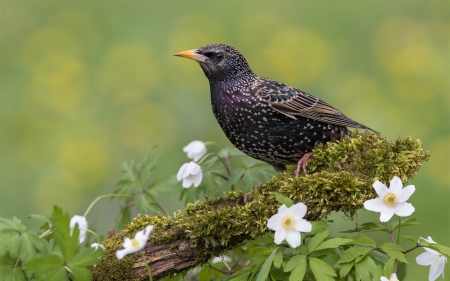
[174,49,208,62]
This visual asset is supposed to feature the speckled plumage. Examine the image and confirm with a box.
[175,44,374,171]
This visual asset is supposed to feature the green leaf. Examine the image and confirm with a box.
[50,206,79,261]
[69,246,103,267]
[308,230,329,253]
[403,235,418,244]
[0,265,27,281]
[271,192,294,207]
[340,222,387,233]
[380,243,408,263]
[273,250,283,268]
[229,265,254,278]
[310,221,329,234]
[339,262,354,278]
[25,254,67,281]
[256,247,278,281]
[0,218,46,262]
[228,168,246,186]
[245,244,276,260]
[382,249,408,264]
[383,257,395,277]
[313,237,352,252]
[136,193,158,213]
[199,267,213,281]
[284,254,306,272]
[355,256,377,281]
[288,256,307,281]
[229,271,252,281]
[338,247,372,264]
[379,242,404,251]
[69,266,93,281]
[29,214,52,228]
[351,235,376,247]
[0,251,14,266]
[309,257,336,281]
[391,217,419,230]
[428,244,450,258]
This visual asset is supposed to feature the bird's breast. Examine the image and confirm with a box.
[209,83,347,165]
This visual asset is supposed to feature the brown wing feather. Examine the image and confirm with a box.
[251,78,375,131]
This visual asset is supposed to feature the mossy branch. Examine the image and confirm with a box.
[91,132,429,280]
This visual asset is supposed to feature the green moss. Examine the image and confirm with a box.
[92,132,429,280]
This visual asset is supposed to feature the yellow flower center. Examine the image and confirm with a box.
[281,215,296,230]
[383,192,397,207]
[131,239,139,248]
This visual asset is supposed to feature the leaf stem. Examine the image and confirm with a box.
[393,217,401,274]
[83,194,135,217]
[39,228,53,239]
[204,141,222,150]
[155,201,168,216]
[198,153,230,175]
[83,228,100,243]
[140,250,153,281]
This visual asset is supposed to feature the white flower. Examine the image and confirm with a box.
[381,273,399,281]
[70,215,88,243]
[416,236,447,281]
[212,256,232,264]
[363,176,415,222]
[267,203,312,248]
[176,162,202,188]
[116,225,154,259]
[183,140,207,162]
[91,243,105,251]
[90,243,105,267]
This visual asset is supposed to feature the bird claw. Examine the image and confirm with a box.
[295,152,313,177]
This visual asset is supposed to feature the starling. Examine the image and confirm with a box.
[175,44,374,175]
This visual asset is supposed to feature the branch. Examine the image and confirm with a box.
[91,132,429,280]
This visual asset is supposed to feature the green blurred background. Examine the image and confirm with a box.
[1,0,448,279]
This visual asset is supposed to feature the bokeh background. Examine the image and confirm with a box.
[1,0,448,279]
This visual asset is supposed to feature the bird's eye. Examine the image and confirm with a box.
[216,53,224,60]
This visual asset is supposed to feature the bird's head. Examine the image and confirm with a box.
[174,44,254,82]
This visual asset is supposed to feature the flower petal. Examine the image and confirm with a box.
[267,214,282,230]
[424,247,440,256]
[393,202,415,217]
[116,249,130,259]
[182,177,193,188]
[416,252,437,266]
[285,230,301,248]
[70,215,88,243]
[389,176,403,195]
[193,170,202,187]
[287,203,307,219]
[379,208,395,222]
[273,228,286,245]
[373,180,388,198]
[390,273,399,281]
[294,219,312,233]
[397,185,415,202]
[177,163,188,180]
[277,205,288,215]
[380,277,389,281]
[143,225,154,241]
[364,198,389,212]
[188,162,200,175]
[429,256,446,281]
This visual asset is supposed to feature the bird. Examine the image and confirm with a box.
[174,44,374,176]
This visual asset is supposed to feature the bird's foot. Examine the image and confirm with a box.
[295,152,313,177]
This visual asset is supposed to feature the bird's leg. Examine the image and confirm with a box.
[272,164,287,173]
[295,152,313,177]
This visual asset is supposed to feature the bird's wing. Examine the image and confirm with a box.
[251,78,374,131]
